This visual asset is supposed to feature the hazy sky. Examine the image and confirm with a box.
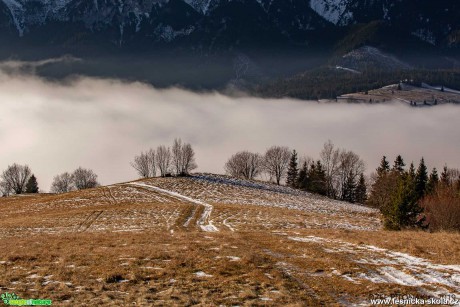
[0,60,459,191]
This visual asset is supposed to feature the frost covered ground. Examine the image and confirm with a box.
[0,174,459,306]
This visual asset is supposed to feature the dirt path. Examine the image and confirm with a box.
[126,182,218,232]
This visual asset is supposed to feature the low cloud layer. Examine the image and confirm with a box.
[0,61,459,191]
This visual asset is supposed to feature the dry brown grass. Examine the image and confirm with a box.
[0,177,459,305]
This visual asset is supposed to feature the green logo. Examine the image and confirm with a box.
[1,293,52,306]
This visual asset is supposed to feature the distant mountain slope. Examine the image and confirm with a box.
[1,0,458,91]
[0,0,458,54]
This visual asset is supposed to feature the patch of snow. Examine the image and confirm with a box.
[287,235,460,295]
[2,0,25,35]
[309,0,352,26]
[260,297,272,301]
[194,271,213,278]
[154,24,195,43]
[223,217,235,232]
[412,29,436,45]
[421,83,460,94]
[183,0,217,15]
[379,267,423,286]
[335,65,361,74]
[288,236,327,244]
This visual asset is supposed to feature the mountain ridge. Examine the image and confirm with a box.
[1,0,458,53]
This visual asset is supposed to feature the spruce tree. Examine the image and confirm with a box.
[354,173,367,204]
[306,162,316,193]
[307,161,327,196]
[408,162,416,180]
[393,155,405,173]
[25,175,39,193]
[286,150,298,188]
[342,171,356,203]
[297,162,308,190]
[377,156,390,175]
[415,158,428,199]
[426,168,439,194]
[315,161,327,196]
[383,173,423,230]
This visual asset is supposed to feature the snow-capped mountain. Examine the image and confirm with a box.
[0,0,459,54]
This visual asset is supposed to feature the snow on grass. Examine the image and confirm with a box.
[128,182,218,232]
[194,271,213,278]
[138,174,379,231]
[288,236,327,244]
[287,235,460,296]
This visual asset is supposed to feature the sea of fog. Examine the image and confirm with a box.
[0,59,459,191]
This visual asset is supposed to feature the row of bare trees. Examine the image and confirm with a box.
[51,167,99,193]
[224,142,366,197]
[131,138,197,178]
[0,163,99,195]
[225,146,291,185]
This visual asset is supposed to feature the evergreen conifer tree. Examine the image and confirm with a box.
[415,158,428,199]
[342,171,356,203]
[297,162,308,190]
[393,155,405,173]
[286,150,298,188]
[354,173,367,204]
[382,173,423,230]
[408,162,416,180]
[307,161,327,196]
[377,156,390,175]
[426,168,439,194]
[25,175,39,193]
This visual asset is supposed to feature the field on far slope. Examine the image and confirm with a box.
[338,83,460,105]
[0,174,459,306]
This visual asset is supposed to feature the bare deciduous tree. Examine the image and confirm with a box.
[73,167,99,190]
[50,172,75,193]
[131,149,156,178]
[172,138,198,176]
[181,143,197,175]
[0,180,13,196]
[172,138,183,175]
[263,146,290,185]
[319,141,366,200]
[225,151,262,180]
[320,140,340,198]
[1,163,32,194]
[156,145,171,177]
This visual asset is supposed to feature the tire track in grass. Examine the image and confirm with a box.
[126,182,219,232]
[76,210,104,232]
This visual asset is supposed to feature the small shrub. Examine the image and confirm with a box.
[105,274,124,283]
[421,185,460,232]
